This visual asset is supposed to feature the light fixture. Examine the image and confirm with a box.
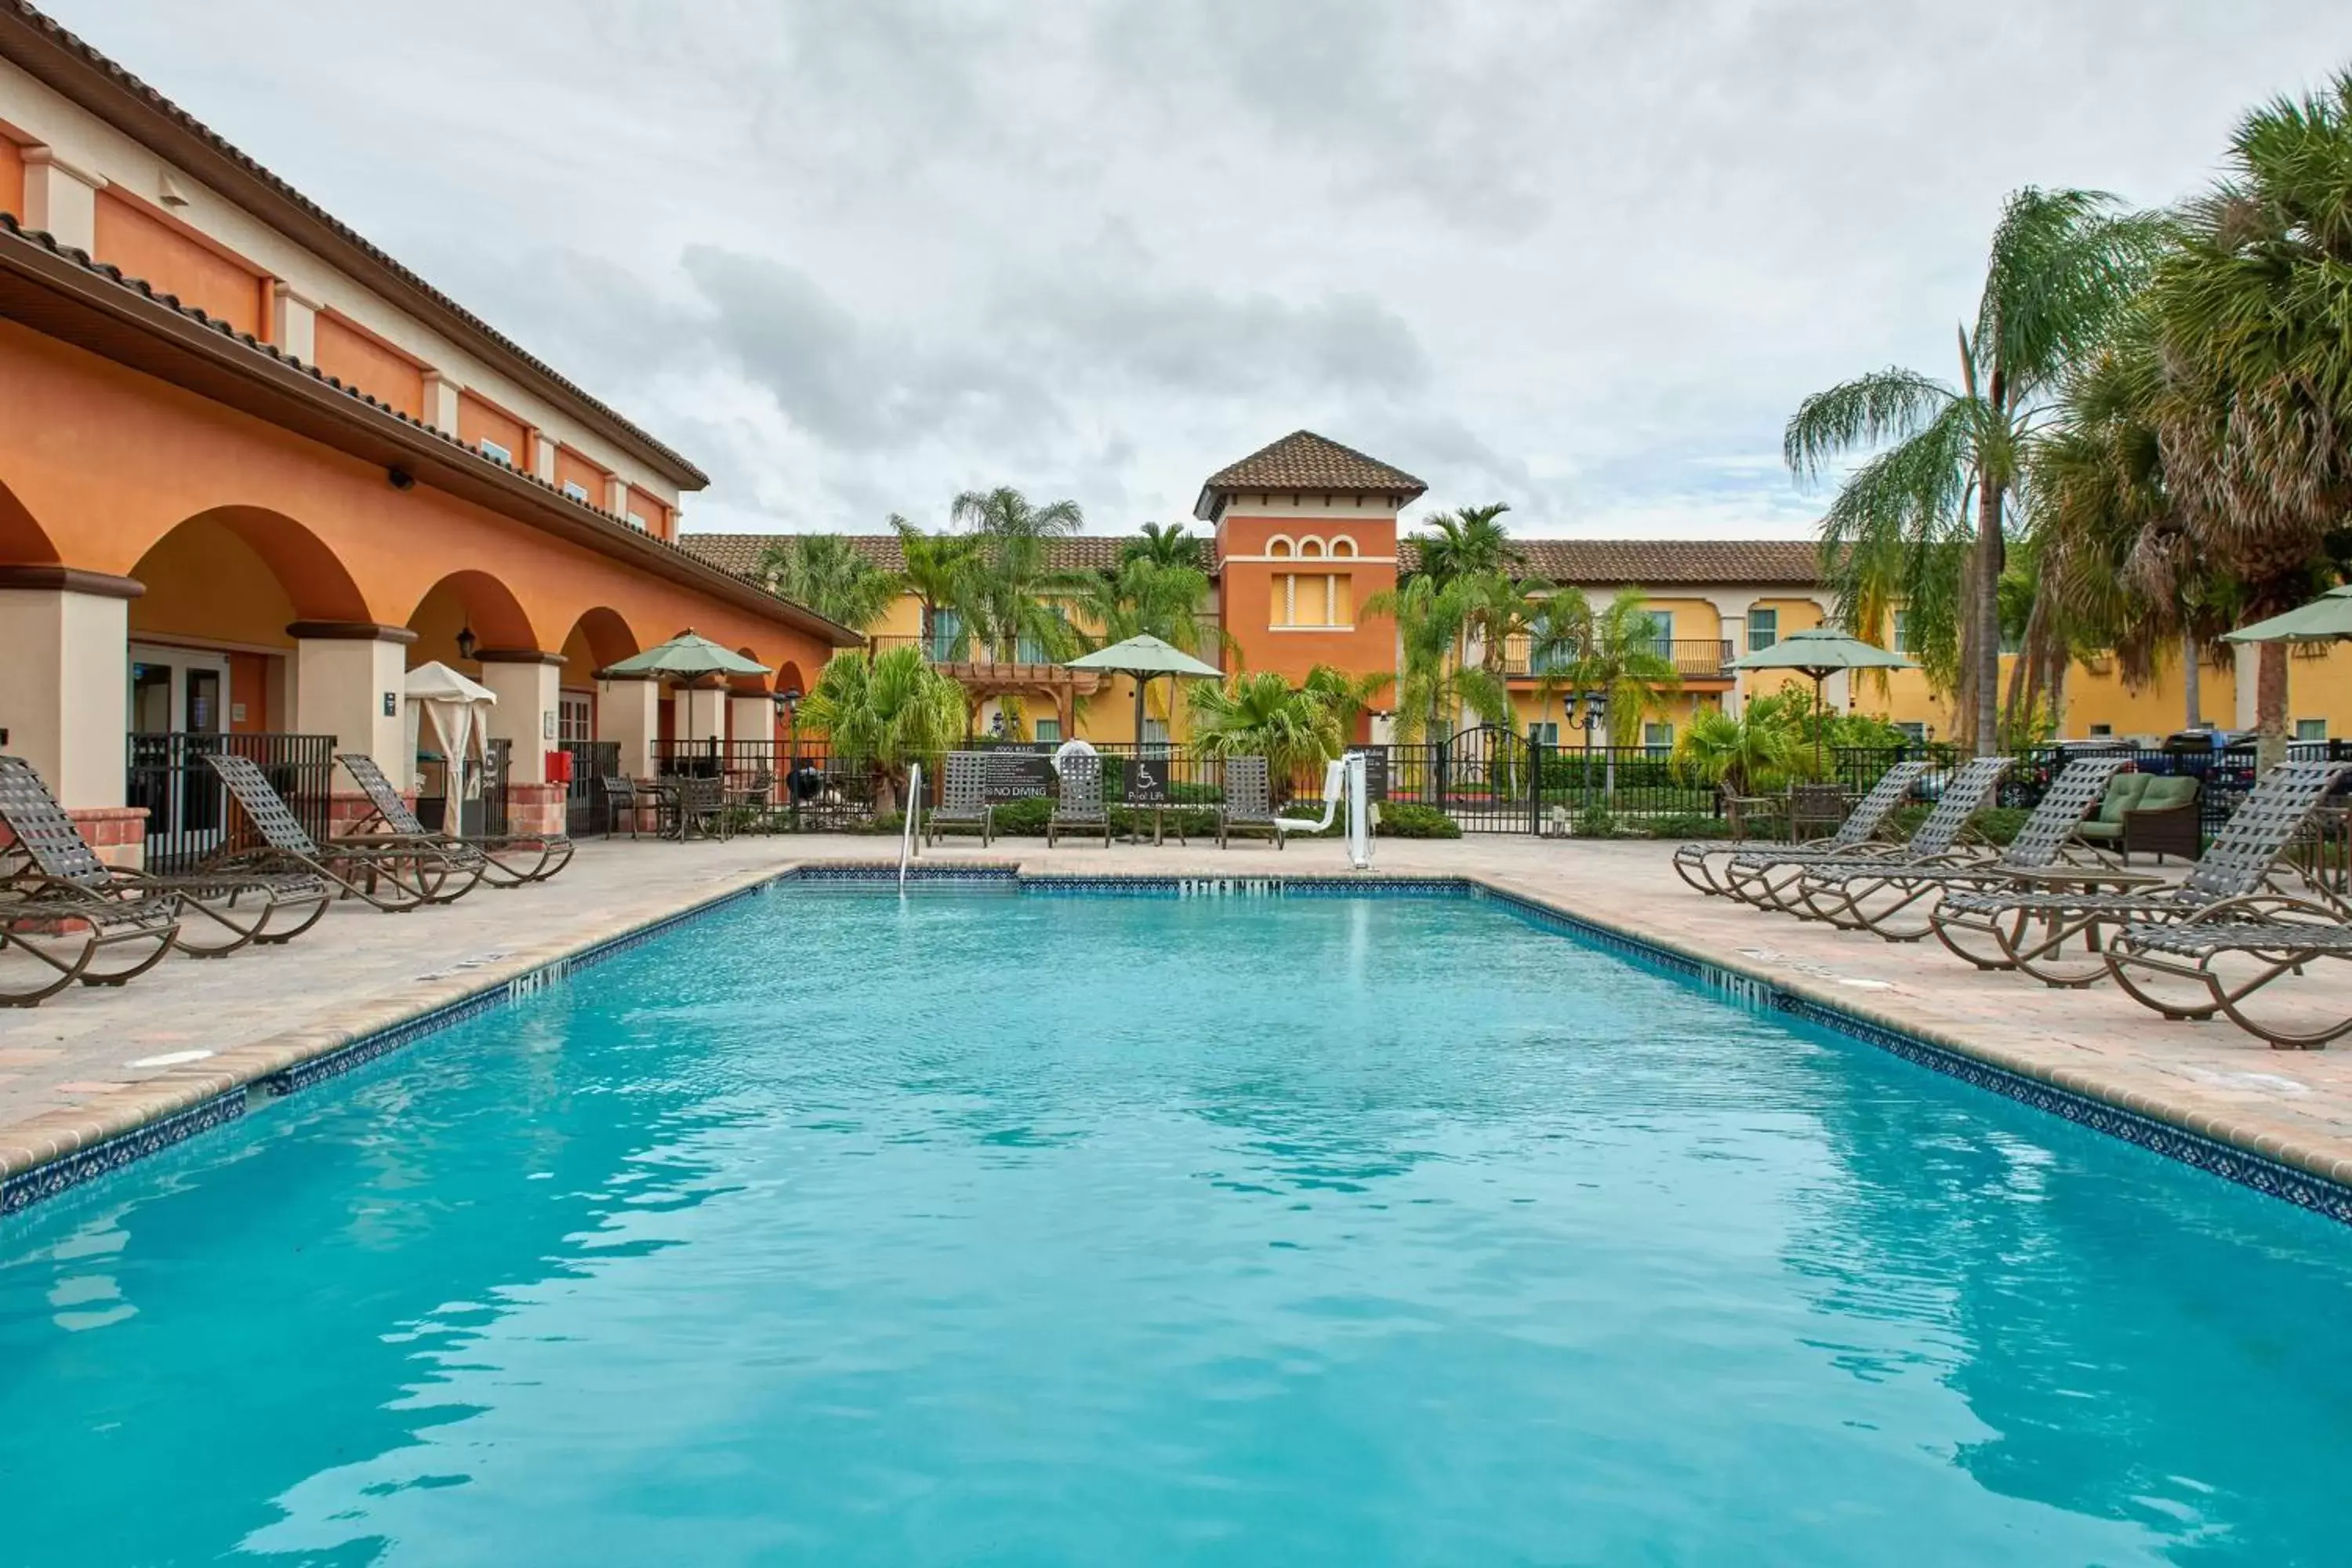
[455,625,477,661]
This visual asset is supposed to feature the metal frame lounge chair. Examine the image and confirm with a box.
[1672,761,1929,898]
[202,752,478,910]
[1217,757,1283,849]
[2107,898,2352,1049]
[0,753,326,960]
[337,753,574,886]
[1931,759,2352,986]
[925,752,994,847]
[1047,753,1112,848]
[1737,756,2013,918]
[1792,757,2143,941]
[0,760,184,1003]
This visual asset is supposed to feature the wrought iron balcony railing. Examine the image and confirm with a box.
[1492,636,1735,680]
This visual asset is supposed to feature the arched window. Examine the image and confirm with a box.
[1298,537,1326,558]
[1267,536,1294,558]
[1330,535,1357,558]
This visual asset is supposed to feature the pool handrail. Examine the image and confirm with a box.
[900,761,922,891]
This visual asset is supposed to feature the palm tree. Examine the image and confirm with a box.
[1411,503,1519,587]
[1120,522,1203,572]
[1541,587,1681,800]
[1187,672,1343,792]
[1787,187,2167,755]
[753,533,902,632]
[1671,699,1801,798]
[798,645,965,814]
[1360,575,1511,743]
[1454,568,1558,684]
[891,514,984,659]
[1302,663,1390,742]
[2147,70,2352,765]
[951,486,1087,664]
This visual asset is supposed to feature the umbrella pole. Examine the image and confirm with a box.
[1134,672,1147,747]
[1813,671,1826,782]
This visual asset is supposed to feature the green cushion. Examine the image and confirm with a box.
[2136,776,2201,811]
[2096,773,2151,822]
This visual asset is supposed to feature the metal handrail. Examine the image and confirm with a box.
[899,761,922,892]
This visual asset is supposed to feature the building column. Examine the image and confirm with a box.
[421,371,462,434]
[529,428,558,485]
[289,621,413,784]
[604,474,630,520]
[675,683,726,748]
[476,650,561,783]
[22,147,104,252]
[270,282,320,363]
[728,694,775,759]
[2233,643,2261,732]
[597,674,661,778]
[0,567,136,811]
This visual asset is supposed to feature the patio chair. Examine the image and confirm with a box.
[1671,760,1928,899]
[926,752,994,847]
[1791,757,2141,940]
[201,752,478,910]
[1047,753,1112,848]
[337,753,574,886]
[673,775,731,840]
[1727,757,2013,916]
[1930,758,2352,986]
[599,775,652,840]
[2072,771,2202,863]
[0,753,326,961]
[1217,757,1283,849]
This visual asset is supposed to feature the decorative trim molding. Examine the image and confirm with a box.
[474,647,566,665]
[0,564,144,598]
[285,619,419,644]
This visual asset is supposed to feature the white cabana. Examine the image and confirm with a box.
[402,660,497,797]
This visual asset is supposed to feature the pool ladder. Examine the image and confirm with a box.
[898,761,922,893]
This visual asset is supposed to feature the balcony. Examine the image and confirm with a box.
[1494,636,1735,681]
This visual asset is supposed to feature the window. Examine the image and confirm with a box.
[1142,717,1171,750]
[626,511,649,532]
[558,691,593,743]
[2089,723,2114,737]
[478,437,514,466]
[1034,718,1062,744]
[1636,610,1673,657]
[1268,537,1294,558]
[562,480,591,503]
[1527,721,1559,746]
[2296,719,2328,742]
[1891,612,1911,654]
[1642,722,1674,755]
[1748,608,1778,652]
[1273,573,1352,629]
[1330,536,1357,557]
[1896,721,1928,742]
[924,609,964,662]
[1298,537,1326,558]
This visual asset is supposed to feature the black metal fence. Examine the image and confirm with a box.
[127,731,336,875]
[561,740,621,834]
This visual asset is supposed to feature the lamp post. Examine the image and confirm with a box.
[774,685,801,831]
[1564,687,1610,804]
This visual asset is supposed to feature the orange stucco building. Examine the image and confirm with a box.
[0,7,851,855]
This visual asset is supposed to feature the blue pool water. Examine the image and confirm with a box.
[3,889,2350,1566]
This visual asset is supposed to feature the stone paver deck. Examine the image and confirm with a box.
[6,833,2352,1207]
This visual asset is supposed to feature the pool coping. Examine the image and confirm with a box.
[5,861,2351,1228]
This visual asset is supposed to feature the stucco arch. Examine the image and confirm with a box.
[774,659,809,699]
[556,605,641,674]
[730,644,772,695]
[0,475,60,567]
[404,570,538,666]
[138,506,371,624]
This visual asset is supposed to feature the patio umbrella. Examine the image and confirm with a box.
[600,630,772,742]
[2223,585,2352,645]
[1729,627,1917,777]
[1065,633,1223,746]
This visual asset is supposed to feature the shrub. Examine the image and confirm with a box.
[1375,803,1460,838]
[1574,804,1620,838]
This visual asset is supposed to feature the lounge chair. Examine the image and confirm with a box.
[1048,753,1112,847]
[0,753,326,959]
[1217,757,1283,849]
[2107,898,2352,1049]
[0,760,183,1004]
[1672,761,1929,898]
[925,752,994,847]
[1736,756,2013,917]
[1931,758,2352,986]
[337,753,574,886]
[1792,757,2144,940]
[201,752,479,909]
[2072,771,2202,863]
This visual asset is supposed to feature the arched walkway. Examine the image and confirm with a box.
[0,475,60,566]
[404,570,538,670]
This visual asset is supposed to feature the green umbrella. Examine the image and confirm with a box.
[1066,633,1223,746]
[2223,586,2352,644]
[601,630,772,743]
[1730,627,1917,776]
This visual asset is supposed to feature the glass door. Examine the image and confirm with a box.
[127,645,233,849]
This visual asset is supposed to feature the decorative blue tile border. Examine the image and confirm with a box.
[9,865,2352,1229]
[0,1091,247,1216]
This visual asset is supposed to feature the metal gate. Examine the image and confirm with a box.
[1396,724,1541,833]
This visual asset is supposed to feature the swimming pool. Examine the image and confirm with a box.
[3,887,2349,1565]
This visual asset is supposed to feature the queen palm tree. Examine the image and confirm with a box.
[890,514,983,659]
[799,645,965,813]
[1787,187,2167,755]
[2147,70,2352,765]
[1187,672,1344,792]
[1541,587,1681,800]
[753,533,903,632]
[1359,574,1511,743]
[952,486,1087,664]
[1121,522,1203,572]
[1411,503,1519,587]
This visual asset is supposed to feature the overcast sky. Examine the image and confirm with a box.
[57,1,2352,540]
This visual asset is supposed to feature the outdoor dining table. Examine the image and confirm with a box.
[640,776,727,842]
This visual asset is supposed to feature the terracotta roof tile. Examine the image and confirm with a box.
[0,2,707,487]
[682,533,1221,578]
[1194,431,1427,517]
[1400,537,1825,586]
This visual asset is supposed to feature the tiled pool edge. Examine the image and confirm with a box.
[5,861,2350,1229]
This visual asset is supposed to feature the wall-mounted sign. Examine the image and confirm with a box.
[543,710,558,740]
[383,692,398,717]
[1126,757,1171,805]
[989,751,1055,800]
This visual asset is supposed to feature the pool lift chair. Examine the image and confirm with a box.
[1272,754,1374,869]
[1791,756,2139,942]
[1671,760,1929,900]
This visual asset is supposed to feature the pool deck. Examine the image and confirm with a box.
[7,833,2352,1208]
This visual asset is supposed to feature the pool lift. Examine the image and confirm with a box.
[1274,753,1374,870]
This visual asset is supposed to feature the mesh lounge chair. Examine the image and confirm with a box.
[1047,753,1112,848]
[1792,757,2142,941]
[202,752,478,909]
[926,752,994,847]
[2107,898,2352,1049]
[338,753,574,885]
[1931,759,2352,986]
[0,760,183,1003]
[1730,757,2013,916]
[0,753,326,960]
[1217,757,1283,849]
[1672,761,1929,898]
